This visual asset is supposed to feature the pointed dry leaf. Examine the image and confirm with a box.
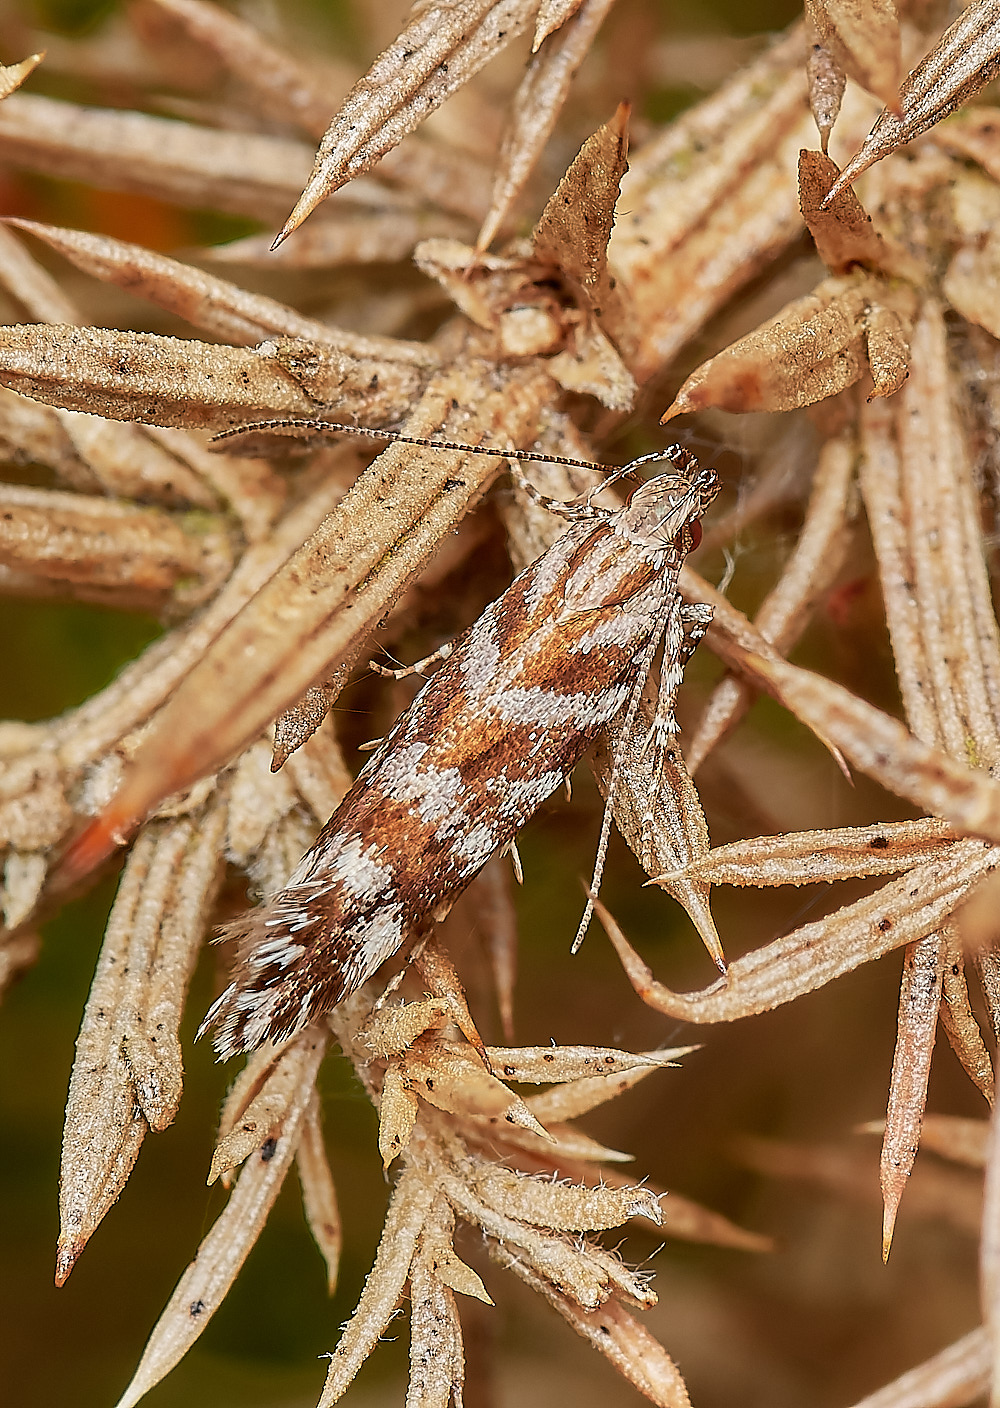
[477,0,618,252]
[0,323,428,433]
[0,483,233,614]
[938,927,995,1104]
[533,0,585,50]
[487,1044,684,1085]
[473,1165,662,1231]
[662,276,879,420]
[594,840,998,1023]
[209,1029,322,1183]
[275,0,536,244]
[844,1327,990,1408]
[826,1,1000,204]
[805,29,846,152]
[378,1063,420,1168]
[113,1030,326,1408]
[798,148,911,275]
[270,664,357,772]
[403,1046,552,1140]
[678,818,958,889]
[805,0,901,113]
[57,800,226,1285]
[533,101,630,339]
[428,1246,492,1304]
[7,218,437,365]
[0,52,43,99]
[493,1243,692,1408]
[317,1166,435,1407]
[881,933,947,1259]
[590,695,723,966]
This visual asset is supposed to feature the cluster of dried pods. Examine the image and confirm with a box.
[4,1,1000,1405]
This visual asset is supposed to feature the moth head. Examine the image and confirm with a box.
[623,463,720,547]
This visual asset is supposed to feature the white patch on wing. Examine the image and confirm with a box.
[248,935,306,969]
[521,526,586,611]
[342,903,408,990]
[572,608,665,653]
[496,683,633,728]
[454,820,500,869]
[326,833,398,902]
[457,614,503,693]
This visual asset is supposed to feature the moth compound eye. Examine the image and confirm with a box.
[688,520,703,550]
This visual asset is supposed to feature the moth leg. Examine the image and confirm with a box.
[370,640,455,680]
[503,838,524,886]
[639,601,714,841]
[640,601,713,758]
[571,622,668,954]
[508,460,605,522]
[679,601,714,662]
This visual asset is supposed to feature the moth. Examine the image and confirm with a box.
[202,422,720,1059]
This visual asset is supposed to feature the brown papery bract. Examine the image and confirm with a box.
[826,0,1000,203]
[804,0,901,114]
[477,0,617,252]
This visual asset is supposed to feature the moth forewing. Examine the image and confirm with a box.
[202,440,720,1059]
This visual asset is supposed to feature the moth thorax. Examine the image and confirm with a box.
[621,473,705,547]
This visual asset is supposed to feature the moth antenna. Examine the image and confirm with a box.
[211,417,619,474]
